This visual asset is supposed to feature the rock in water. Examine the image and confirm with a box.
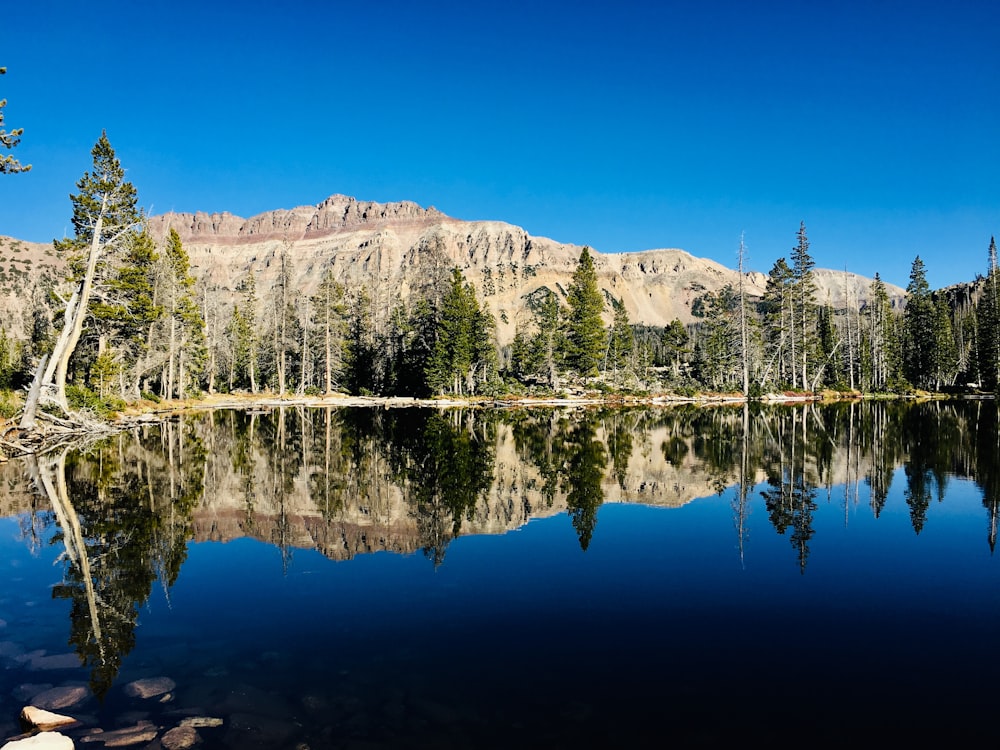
[31,686,88,710]
[123,677,176,699]
[2,732,75,749]
[19,706,78,731]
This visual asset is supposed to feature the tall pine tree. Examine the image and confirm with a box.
[902,256,936,389]
[566,247,605,377]
[977,237,1000,391]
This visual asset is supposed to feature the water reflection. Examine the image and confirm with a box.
[13,399,1000,704]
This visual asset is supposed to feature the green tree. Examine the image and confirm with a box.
[345,287,379,395]
[661,319,690,380]
[791,222,818,389]
[0,67,30,174]
[565,247,606,377]
[426,268,495,395]
[309,268,347,394]
[23,132,142,423]
[160,228,206,398]
[902,256,935,389]
[606,297,634,384]
[760,257,794,388]
[865,273,901,391]
[932,296,958,389]
[91,229,162,397]
[977,237,1000,391]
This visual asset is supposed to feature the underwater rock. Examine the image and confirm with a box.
[19,706,79,731]
[31,686,88,711]
[2,732,75,749]
[123,678,176,700]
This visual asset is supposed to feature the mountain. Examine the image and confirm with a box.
[0,195,906,343]
[146,194,906,345]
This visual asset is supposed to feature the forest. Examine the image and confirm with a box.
[1,134,999,427]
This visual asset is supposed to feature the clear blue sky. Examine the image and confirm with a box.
[2,0,997,290]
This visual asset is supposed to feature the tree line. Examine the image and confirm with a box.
[4,133,1000,422]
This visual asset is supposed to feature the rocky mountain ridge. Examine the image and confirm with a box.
[0,194,907,343]
[147,194,907,345]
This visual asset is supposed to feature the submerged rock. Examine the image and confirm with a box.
[78,721,158,746]
[19,706,78,731]
[178,718,222,729]
[123,678,175,700]
[1,732,75,749]
[31,686,88,711]
[161,726,200,750]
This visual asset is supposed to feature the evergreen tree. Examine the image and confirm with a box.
[661,319,689,381]
[606,297,634,384]
[90,229,162,397]
[790,222,818,389]
[865,273,901,391]
[693,287,741,390]
[565,247,605,377]
[931,295,958,389]
[761,257,794,388]
[902,256,936,389]
[345,287,379,395]
[977,237,1000,391]
[0,67,30,174]
[309,268,347,394]
[527,287,565,389]
[24,131,143,421]
[226,272,260,392]
[425,268,495,396]
[160,228,206,398]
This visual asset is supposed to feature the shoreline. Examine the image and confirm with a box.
[116,388,964,423]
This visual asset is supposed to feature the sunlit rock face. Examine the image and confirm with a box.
[145,195,906,346]
[0,195,906,343]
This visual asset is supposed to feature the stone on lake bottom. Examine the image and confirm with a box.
[1,732,75,749]
[78,721,158,747]
[178,718,222,729]
[161,726,200,750]
[123,677,176,700]
[31,686,89,711]
[19,706,78,731]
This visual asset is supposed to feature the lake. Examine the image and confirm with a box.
[2,400,1000,747]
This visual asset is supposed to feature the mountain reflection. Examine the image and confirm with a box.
[16,399,1000,693]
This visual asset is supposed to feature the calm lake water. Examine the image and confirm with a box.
[3,401,1000,747]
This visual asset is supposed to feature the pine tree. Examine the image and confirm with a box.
[22,131,142,424]
[902,256,936,389]
[0,67,30,174]
[160,228,206,398]
[865,273,901,391]
[977,237,1000,391]
[791,222,818,389]
[309,268,347,394]
[932,295,958,389]
[345,287,378,396]
[566,247,605,377]
[761,257,794,388]
[606,297,634,384]
[425,269,495,395]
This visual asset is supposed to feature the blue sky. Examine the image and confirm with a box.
[1,0,997,290]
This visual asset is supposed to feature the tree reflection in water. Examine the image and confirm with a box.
[30,420,203,698]
[24,399,1000,700]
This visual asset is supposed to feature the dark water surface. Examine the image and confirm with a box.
[3,401,1000,747]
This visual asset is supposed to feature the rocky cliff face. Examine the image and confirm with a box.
[147,194,906,345]
[0,195,905,343]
